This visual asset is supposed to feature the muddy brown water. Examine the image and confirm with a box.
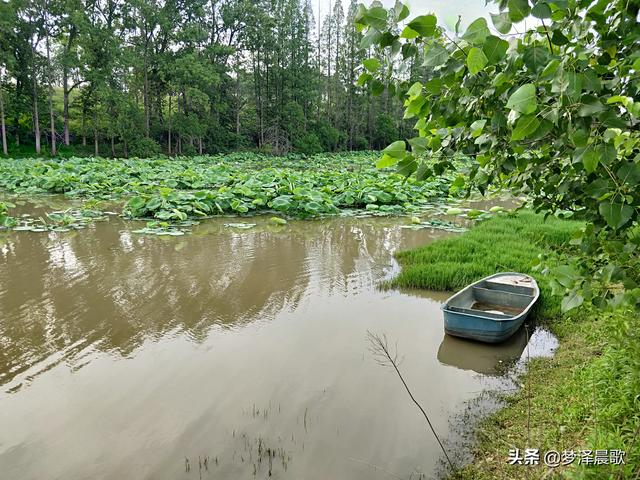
[0,198,556,480]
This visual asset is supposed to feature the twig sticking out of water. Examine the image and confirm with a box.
[366,331,455,473]
[304,407,308,433]
[525,324,531,480]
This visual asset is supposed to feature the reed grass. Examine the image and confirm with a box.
[388,211,581,319]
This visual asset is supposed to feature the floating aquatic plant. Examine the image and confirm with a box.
[0,153,462,224]
[131,220,195,236]
[224,222,257,229]
[0,201,16,229]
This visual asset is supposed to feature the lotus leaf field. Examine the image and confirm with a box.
[0,152,460,226]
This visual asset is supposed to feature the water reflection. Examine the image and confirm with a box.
[0,213,449,391]
[438,327,528,375]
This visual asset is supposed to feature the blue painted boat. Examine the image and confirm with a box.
[441,272,539,343]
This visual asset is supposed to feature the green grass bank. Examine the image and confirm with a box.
[389,211,579,319]
[390,212,639,479]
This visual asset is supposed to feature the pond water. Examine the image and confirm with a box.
[0,199,555,480]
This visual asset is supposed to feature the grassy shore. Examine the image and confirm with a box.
[389,211,579,318]
[390,212,639,479]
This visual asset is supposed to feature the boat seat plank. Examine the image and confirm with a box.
[472,286,533,298]
[483,280,535,296]
[446,305,515,320]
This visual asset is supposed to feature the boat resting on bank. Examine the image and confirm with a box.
[441,272,539,343]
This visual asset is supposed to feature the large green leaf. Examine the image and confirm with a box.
[490,12,512,34]
[482,36,509,64]
[363,7,388,31]
[370,79,384,96]
[551,30,569,45]
[356,72,372,86]
[423,44,448,67]
[561,291,584,312]
[470,119,487,137]
[396,155,418,176]
[540,59,560,78]
[382,140,407,158]
[407,81,422,98]
[523,47,549,73]
[467,47,488,75]
[531,2,552,18]
[599,201,634,229]
[555,265,581,289]
[582,147,600,174]
[395,1,410,21]
[360,28,382,49]
[400,26,419,39]
[508,0,531,22]
[462,18,490,44]
[577,95,605,117]
[407,15,437,37]
[404,95,426,118]
[506,84,537,114]
[511,114,540,141]
[376,154,401,168]
[424,78,443,94]
[363,58,381,72]
[617,162,640,186]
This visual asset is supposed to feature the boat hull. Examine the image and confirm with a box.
[441,272,539,344]
[443,309,527,343]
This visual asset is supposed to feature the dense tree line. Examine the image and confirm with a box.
[0,0,414,157]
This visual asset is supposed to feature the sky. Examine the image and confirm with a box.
[313,0,493,31]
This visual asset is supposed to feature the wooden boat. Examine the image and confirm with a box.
[441,273,539,343]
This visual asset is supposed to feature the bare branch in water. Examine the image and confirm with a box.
[366,330,456,473]
[367,332,404,368]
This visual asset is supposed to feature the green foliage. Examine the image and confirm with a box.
[0,153,459,222]
[371,114,399,150]
[0,0,400,158]
[466,48,488,75]
[357,0,640,309]
[293,133,323,155]
[0,201,16,228]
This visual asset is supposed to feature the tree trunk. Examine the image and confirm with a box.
[367,93,372,149]
[143,49,150,137]
[167,93,172,155]
[198,137,202,154]
[0,87,7,155]
[32,49,41,155]
[81,104,87,146]
[111,135,115,157]
[93,110,98,156]
[13,79,20,146]
[177,94,182,154]
[235,71,241,136]
[63,69,70,146]
[259,99,264,147]
[46,34,56,156]
[62,25,76,146]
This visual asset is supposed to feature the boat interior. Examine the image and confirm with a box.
[445,277,536,319]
